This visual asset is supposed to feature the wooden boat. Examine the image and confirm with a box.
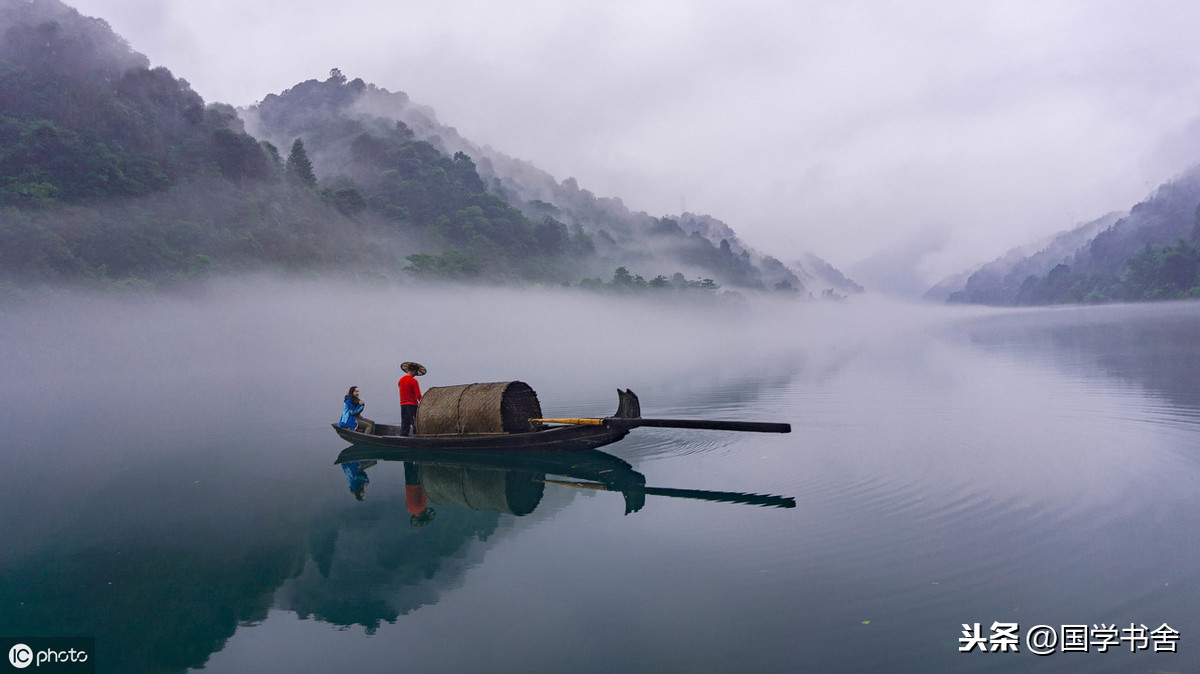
[334,417,631,451]
[331,389,639,451]
[332,388,790,451]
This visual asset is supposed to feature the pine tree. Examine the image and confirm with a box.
[284,138,317,187]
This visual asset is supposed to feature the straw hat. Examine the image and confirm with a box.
[401,362,427,376]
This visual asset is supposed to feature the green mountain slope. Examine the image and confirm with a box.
[0,0,828,297]
[945,166,1200,305]
[244,72,808,292]
[0,0,362,286]
[0,0,259,204]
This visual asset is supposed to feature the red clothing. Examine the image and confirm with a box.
[405,484,428,515]
[398,374,422,406]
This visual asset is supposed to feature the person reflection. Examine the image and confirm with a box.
[404,461,436,526]
[341,460,375,501]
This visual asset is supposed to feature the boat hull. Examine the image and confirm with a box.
[331,422,629,451]
[333,388,642,451]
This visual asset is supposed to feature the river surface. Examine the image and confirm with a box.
[2,284,1199,673]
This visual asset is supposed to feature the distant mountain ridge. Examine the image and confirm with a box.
[0,0,355,286]
[938,165,1200,305]
[934,212,1121,304]
[0,0,244,203]
[242,74,858,296]
[0,0,862,296]
[0,0,867,298]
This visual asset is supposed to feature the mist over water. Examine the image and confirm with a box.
[2,284,1199,672]
[0,279,913,445]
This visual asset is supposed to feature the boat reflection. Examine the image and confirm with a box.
[334,445,795,518]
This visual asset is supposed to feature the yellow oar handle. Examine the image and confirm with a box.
[531,417,606,426]
[533,417,791,433]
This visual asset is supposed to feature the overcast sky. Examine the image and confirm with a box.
[66,0,1200,284]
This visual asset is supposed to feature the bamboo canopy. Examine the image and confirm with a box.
[416,381,543,436]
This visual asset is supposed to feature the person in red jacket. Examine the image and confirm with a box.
[397,361,425,436]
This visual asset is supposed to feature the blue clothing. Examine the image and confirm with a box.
[339,396,365,429]
[342,462,369,492]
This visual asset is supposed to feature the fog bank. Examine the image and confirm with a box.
[0,280,987,450]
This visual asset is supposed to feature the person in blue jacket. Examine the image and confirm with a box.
[339,386,365,430]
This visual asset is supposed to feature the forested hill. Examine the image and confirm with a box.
[243,73,821,293]
[942,166,1200,305]
[935,212,1121,305]
[0,0,363,287]
[0,0,204,204]
[0,0,856,298]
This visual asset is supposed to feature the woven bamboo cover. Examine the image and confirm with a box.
[415,381,543,435]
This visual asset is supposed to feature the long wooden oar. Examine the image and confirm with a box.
[542,478,796,508]
[532,417,791,433]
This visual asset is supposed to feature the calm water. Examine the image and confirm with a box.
[2,285,1199,673]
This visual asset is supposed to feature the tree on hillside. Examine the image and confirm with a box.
[450,152,486,193]
[284,138,317,187]
[211,129,271,183]
[1123,240,1200,300]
